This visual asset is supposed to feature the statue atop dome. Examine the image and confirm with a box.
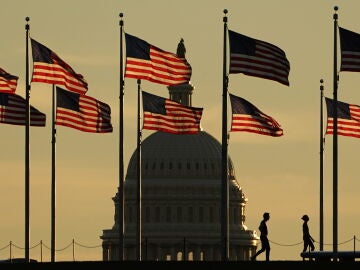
[176,38,186,58]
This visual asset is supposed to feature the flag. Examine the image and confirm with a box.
[0,67,18,93]
[339,27,360,72]
[229,93,283,137]
[228,30,290,86]
[31,38,88,95]
[142,91,202,134]
[0,92,46,126]
[56,87,112,133]
[325,97,360,138]
[125,33,192,86]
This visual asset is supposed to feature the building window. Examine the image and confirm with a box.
[169,162,173,170]
[166,206,171,222]
[209,207,214,223]
[233,207,239,224]
[155,206,161,222]
[187,207,193,222]
[178,163,182,170]
[199,206,204,223]
[177,207,182,222]
[187,162,190,170]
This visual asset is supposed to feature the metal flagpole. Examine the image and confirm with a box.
[51,85,56,262]
[332,6,339,261]
[136,79,142,261]
[25,16,30,263]
[221,9,229,261]
[118,12,125,261]
[319,79,324,251]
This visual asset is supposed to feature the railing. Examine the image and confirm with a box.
[0,235,359,262]
[270,235,358,250]
[0,239,102,262]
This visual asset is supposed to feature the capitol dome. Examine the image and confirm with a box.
[101,84,259,261]
[127,131,236,180]
[101,38,258,261]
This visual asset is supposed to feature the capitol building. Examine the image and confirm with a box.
[100,80,259,261]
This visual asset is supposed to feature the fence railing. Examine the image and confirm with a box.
[0,239,101,262]
[0,235,359,262]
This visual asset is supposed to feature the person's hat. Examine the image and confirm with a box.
[301,214,309,221]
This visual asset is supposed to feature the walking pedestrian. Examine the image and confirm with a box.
[251,212,270,261]
[301,214,315,253]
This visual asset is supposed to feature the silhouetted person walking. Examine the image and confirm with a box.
[251,212,270,261]
[301,214,315,254]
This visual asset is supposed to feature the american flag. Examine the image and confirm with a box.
[142,91,202,134]
[0,67,18,94]
[229,93,283,137]
[228,30,290,86]
[339,27,360,72]
[56,87,112,133]
[325,97,360,138]
[31,38,88,95]
[125,33,192,86]
[0,92,46,126]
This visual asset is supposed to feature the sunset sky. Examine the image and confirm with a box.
[1,0,360,262]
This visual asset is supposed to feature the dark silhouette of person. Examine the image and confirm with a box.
[251,212,270,261]
[301,214,315,253]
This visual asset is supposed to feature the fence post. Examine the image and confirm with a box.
[72,239,75,262]
[40,240,43,262]
[9,241,12,261]
[353,235,356,259]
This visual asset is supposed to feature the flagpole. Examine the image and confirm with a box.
[332,6,339,261]
[319,79,324,251]
[221,9,229,261]
[118,12,125,261]
[25,17,31,263]
[51,85,56,262]
[136,79,142,261]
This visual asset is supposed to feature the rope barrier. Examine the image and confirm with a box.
[0,243,10,251]
[74,241,102,249]
[269,240,303,247]
[269,236,358,247]
[1,235,359,261]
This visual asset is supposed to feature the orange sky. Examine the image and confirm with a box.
[1,0,360,261]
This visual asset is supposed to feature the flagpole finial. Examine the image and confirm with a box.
[223,9,228,22]
[25,17,30,30]
[119,13,124,26]
[320,79,324,91]
[333,6,338,20]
